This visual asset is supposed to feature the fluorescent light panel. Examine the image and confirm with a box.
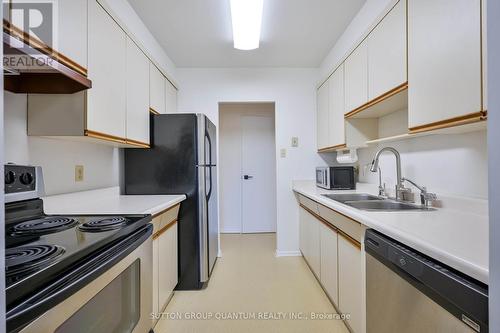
[230,0,264,50]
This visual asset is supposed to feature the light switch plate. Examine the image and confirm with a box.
[75,165,84,182]
[280,148,287,158]
[291,137,299,147]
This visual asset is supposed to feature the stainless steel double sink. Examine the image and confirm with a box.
[322,193,435,211]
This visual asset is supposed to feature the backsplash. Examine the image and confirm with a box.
[356,130,488,199]
[4,92,121,196]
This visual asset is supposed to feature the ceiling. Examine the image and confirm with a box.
[127,0,366,68]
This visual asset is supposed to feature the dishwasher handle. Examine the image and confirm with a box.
[365,229,488,333]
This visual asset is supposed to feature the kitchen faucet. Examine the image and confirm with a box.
[370,147,409,201]
[402,177,438,207]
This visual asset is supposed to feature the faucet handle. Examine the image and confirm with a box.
[421,191,438,207]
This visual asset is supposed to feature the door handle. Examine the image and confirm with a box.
[243,175,254,180]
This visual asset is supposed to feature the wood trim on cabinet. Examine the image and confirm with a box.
[318,144,347,153]
[149,108,160,115]
[4,20,87,76]
[408,111,487,134]
[125,138,151,148]
[152,204,180,219]
[345,82,408,118]
[152,220,177,240]
[85,129,128,145]
[338,230,362,250]
[85,130,150,148]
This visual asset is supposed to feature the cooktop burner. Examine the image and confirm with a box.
[78,216,129,232]
[6,245,65,278]
[12,217,79,236]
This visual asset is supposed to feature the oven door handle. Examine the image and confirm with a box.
[6,224,153,333]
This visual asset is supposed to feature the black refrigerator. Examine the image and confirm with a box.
[124,113,218,290]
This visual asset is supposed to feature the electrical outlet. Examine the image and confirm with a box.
[280,148,287,158]
[291,137,299,147]
[75,165,84,182]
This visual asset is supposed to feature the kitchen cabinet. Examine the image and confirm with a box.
[319,222,339,306]
[408,0,484,131]
[328,65,346,148]
[338,234,363,333]
[317,80,330,150]
[152,204,180,327]
[368,0,407,99]
[299,207,321,277]
[298,194,366,333]
[87,0,127,139]
[27,0,150,148]
[166,79,178,113]
[57,0,88,69]
[344,41,368,113]
[126,38,150,145]
[150,64,166,114]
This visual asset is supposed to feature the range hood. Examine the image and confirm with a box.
[3,21,92,94]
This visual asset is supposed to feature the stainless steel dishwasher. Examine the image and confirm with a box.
[365,229,488,333]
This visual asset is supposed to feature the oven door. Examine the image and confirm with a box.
[13,226,152,333]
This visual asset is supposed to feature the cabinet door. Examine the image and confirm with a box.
[328,65,345,147]
[408,0,482,128]
[307,211,321,277]
[338,235,362,333]
[299,207,307,255]
[126,38,150,144]
[345,41,368,113]
[320,223,339,306]
[152,237,159,321]
[150,64,166,114]
[368,0,407,99]
[317,80,330,150]
[165,80,178,114]
[57,0,88,68]
[87,0,127,138]
[158,223,177,311]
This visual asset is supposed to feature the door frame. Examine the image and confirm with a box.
[218,102,277,235]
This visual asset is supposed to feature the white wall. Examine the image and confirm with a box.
[101,0,178,84]
[219,103,276,233]
[488,0,500,327]
[4,92,120,196]
[177,68,321,255]
[319,0,396,82]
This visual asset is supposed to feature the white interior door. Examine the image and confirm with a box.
[241,115,276,233]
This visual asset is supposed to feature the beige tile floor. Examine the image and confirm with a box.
[154,233,349,333]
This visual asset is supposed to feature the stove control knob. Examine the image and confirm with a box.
[20,172,34,185]
[5,171,16,185]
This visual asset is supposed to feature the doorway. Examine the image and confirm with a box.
[219,102,277,234]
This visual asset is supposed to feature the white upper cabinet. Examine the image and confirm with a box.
[165,80,178,114]
[57,0,88,69]
[345,41,369,113]
[126,38,150,144]
[87,0,127,138]
[408,0,483,129]
[368,0,407,99]
[150,64,166,114]
[317,80,330,150]
[328,65,345,148]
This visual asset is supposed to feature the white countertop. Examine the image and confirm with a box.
[293,180,489,284]
[42,187,186,216]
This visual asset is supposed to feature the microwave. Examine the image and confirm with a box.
[316,166,355,190]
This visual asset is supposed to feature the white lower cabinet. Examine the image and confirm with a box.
[319,223,339,305]
[338,234,363,333]
[151,205,180,328]
[299,207,321,277]
[298,195,365,333]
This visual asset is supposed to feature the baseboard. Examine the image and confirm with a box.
[275,250,302,257]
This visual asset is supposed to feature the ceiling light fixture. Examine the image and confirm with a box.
[230,0,264,50]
